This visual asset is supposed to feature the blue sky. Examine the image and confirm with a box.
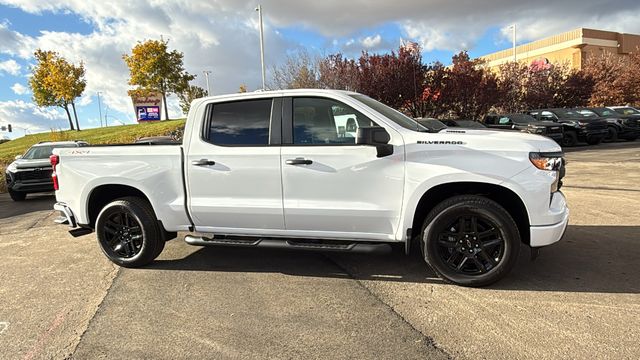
[1,0,639,139]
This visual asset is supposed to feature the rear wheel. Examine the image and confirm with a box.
[9,190,26,201]
[561,131,577,147]
[605,126,618,142]
[421,195,520,287]
[95,197,164,267]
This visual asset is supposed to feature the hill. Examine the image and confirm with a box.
[0,119,185,192]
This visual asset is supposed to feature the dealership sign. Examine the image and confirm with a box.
[131,92,163,122]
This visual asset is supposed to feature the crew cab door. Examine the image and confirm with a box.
[185,96,285,232]
[280,96,404,241]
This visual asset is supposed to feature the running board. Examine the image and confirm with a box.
[184,235,391,254]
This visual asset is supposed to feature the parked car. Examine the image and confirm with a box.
[415,118,447,132]
[608,106,640,117]
[52,90,568,287]
[575,108,639,142]
[134,136,181,145]
[5,140,89,201]
[525,108,608,146]
[483,114,563,143]
[438,119,487,128]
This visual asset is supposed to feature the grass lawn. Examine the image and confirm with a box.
[0,119,185,192]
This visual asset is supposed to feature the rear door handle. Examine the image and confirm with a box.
[285,158,313,165]
[192,159,216,166]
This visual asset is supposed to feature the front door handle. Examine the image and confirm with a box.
[286,158,313,165]
[192,159,216,166]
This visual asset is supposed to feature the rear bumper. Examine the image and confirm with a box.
[529,192,569,247]
[54,202,77,228]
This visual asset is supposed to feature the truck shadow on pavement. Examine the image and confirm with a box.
[0,193,55,219]
[149,224,639,294]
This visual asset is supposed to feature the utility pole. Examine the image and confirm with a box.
[510,24,517,62]
[203,70,212,96]
[104,106,108,127]
[97,92,103,127]
[255,4,266,90]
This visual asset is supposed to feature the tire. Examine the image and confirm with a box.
[420,195,520,287]
[586,136,603,146]
[9,190,26,201]
[561,131,577,147]
[605,126,618,142]
[95,196,164,267]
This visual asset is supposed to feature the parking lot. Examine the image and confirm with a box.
[0,141,638,360]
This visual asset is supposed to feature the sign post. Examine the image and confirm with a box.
[131,92,163,122]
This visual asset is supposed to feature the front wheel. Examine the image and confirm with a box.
[561,131,577,147]
[605,126,618,142]
[421,195,520,287]
[95,197,164,267]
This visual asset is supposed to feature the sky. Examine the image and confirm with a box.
[1,0,640,139]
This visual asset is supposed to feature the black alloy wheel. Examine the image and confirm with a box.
[434,215,505,275]
[422,195,520,287]
[102,211,144,258]
[95,197,164,267]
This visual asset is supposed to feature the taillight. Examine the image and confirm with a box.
[50,154,59,190]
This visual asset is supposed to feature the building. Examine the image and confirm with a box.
[481,28,640,70]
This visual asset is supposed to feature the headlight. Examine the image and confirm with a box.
[577,121,588,127]
[6,162,17,173]
[529,152,564,171]
[533,127,545,134]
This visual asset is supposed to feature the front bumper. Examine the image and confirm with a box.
[529,192,569,247]
[5,171,54,193]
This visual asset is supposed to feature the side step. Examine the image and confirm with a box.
[184,235,391,254]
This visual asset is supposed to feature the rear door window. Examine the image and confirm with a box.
[206,99,273,146]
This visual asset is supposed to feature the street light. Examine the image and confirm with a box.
[203,70,212,95]
[255,4,266,90]
[509,24,517,62]
[97,91,103,127]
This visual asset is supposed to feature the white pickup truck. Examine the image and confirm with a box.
[52,89,568,286]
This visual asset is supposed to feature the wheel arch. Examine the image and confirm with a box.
[86,184,175,240]
[410,182,530,246]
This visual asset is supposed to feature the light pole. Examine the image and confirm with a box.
[104,106,109,127]
[97,92,103,127]
[203,70,212,95]
[510,24,517,62]
[255,4,266,90]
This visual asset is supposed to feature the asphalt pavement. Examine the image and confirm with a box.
[0,142,638,359]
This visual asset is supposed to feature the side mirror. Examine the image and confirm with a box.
[356,126,393,158]
[14,155,22,160]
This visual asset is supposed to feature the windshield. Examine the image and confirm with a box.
[575,109,598,117]
[613,107,640,115]
[509,114,536,123]
[591,108,617,117]
[350,94,428,131]
[555,109,588,118]
[21,144,77,160]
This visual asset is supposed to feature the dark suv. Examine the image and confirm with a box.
[524,109,608,147]
[483,113,563,143]
[5,141,88,201]
[576,108,639,142]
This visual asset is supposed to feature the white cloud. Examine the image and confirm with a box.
[10,82,29,95]
[0,59,21,76]
[361,34,382,49]
[0,100,68,134]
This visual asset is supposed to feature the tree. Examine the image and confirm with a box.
[270,49,321,89]
[582,52,628,106]
[29,49,86,130]
[440,51,498,120]
[496,62,528,113]
[406,61,446,118]
[357,47,425,112]
[178,85,207,114]
[318,54,359,91]
[123,39,194,120]
[238,84,248,93]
